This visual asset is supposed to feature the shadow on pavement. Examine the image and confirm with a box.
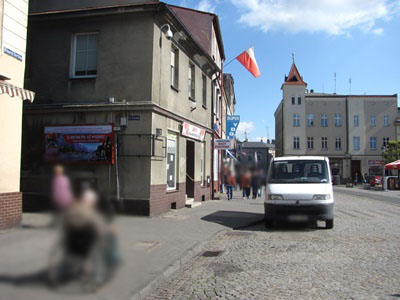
[0,269,48,287]
[201,210,264,230]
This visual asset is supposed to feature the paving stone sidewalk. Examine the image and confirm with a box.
[0,191,264,300]
[333,185,400,206]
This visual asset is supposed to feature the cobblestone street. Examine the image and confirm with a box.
[147,192,400,300]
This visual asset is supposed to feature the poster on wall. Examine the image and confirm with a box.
[43,125,114,164]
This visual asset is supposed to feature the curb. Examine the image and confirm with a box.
[130,228,229,300]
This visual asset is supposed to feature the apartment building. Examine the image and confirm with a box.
[275,61,397,182]
[0,0,34,229]
[22,1,228,216]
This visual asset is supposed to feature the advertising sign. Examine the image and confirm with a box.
[226,115,240,140]
[368,160,383,166]
[182,122,206,141]
[214,139,234,150]
[44,125,114,164]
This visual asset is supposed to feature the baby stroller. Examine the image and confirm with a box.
[48,207,120,291]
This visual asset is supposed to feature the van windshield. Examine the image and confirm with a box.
[268,160,330,184]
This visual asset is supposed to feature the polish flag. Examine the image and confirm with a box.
[236,46,261,78]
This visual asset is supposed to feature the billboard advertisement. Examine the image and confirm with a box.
[226,115,240,140]
[44,125,114,164]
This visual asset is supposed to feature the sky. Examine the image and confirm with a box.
[165,0,400,141]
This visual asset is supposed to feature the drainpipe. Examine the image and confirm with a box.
[345,96,350,181]
[211,71,221,200]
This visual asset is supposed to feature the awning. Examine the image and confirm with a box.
[385,160,400,170]
[0,81,35,102]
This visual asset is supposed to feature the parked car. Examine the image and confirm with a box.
[264,156,334,229]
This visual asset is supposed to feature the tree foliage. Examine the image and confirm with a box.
[383,140,400,164]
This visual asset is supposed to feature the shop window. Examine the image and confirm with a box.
[167,132,178,190]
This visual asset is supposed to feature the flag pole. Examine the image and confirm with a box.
[223,56,237,68]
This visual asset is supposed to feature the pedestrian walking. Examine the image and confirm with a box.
[51,164,74,212]
[240,169,251,199]
[226,172,236,200]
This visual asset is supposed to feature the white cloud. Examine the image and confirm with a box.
[228,0,399,35]
[195,0,217,13]
[236,121,255,136]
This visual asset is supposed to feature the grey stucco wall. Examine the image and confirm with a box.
[26,11,155,104]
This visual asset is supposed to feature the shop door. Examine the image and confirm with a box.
[186,140,195,199]
[351,160,361,182]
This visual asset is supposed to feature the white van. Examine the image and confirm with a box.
[264,156,334,229]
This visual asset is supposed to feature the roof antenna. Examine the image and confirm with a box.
[334,72,337,94]
[292,52,295,63]
[349,78,352,95]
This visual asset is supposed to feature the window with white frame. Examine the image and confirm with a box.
[293,137,300,149]
[354,115,359,127]
[71,33,98,77]
[321,113,328,127]
[370,115,376,127]
[167,132,178,190]
[293,114,300,127]
[307,137,314,149]
[383,137,389,148]
[321,137,328,149]
[307,114,314,127]
[202,74,207,108]
[171,46,179,89]
[188,63,195,100]
[335,113,342,127]
[384,115,389,127]
[370,137,377,150]
[353,136,360,150]
[335,137,342,150]
[200,142,206,186]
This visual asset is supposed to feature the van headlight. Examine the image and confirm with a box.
[268,194,283,200]
[312,194,331,200]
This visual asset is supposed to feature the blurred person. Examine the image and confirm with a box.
[48,183,120,290]
[240,169,251,199]
[226,172,236,200]
[251,168,262,199]
[51,164,73,212]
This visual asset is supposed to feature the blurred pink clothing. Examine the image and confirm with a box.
[52,174,73,210]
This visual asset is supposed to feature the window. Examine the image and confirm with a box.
[335,114,342,127]
[370,137,377,150]
[384,115,389,127]
[291,97,295,105]
[167,133,178,190]
[202,74,207,108]
[293,137,300,149]
[370,115,376,127]
[171,47,179,88]
[188,63,195,100]
[293,114,300,127]
[247,155,253,162]
[200,142,206,186]
[353,136,360,150]
[354,115,359,127]
[321,137,328,150]
[321,113,328,127]
[307,114,314,127]
[72,33,98,77]
[383,137,389,148]
[335,137,342,150]
[298,96,301,105]
[307,137,314,149]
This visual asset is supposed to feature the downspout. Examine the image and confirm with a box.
[345,96,350,180]
[211,71,221,200]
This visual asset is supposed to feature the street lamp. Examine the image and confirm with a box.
[381,146,387,191]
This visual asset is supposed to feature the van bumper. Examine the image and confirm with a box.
[264,203,334,222]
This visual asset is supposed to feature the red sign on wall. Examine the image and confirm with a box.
[181,122,206,141]
[44,125,114,164]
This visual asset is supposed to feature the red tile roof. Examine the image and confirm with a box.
[283,63,307,86]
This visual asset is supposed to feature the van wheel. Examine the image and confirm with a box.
[325,219,333,229]
[265,219,274,228]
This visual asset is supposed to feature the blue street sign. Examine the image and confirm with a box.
[226,115,240,140]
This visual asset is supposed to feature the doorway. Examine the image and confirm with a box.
[186,140,195,199]
[351,160,361,182]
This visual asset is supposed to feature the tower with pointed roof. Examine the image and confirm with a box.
[280,59,307,155]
